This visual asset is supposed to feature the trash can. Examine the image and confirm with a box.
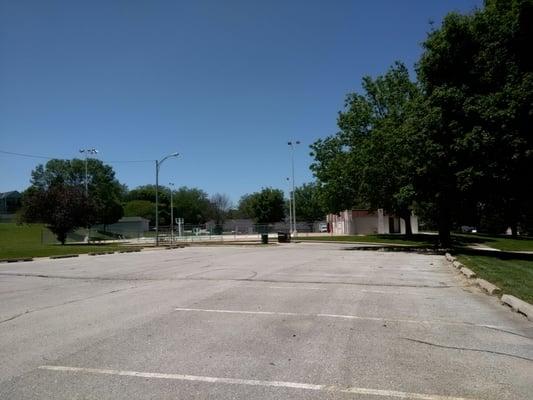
[261,234,268,244]
[277,232,290,243]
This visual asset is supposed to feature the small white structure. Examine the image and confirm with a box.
[326,209,418,235]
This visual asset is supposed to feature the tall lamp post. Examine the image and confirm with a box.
[155,152,179,246]
[79,148,99,196]
[286,177,292,233]
[79,148,98,243]
[287,141,300,236]
[169,182,175,246]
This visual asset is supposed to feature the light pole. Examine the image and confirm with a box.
[79,148,98,243]
[79,148,98,196]
[169,182,175,246]
[286,177,292,233]
[287,140,300,236]
[155,152,179,246]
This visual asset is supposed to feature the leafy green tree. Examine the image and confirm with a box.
[293,183,326,221]
[30,159,124,229]
[238,188,285,223]
[210,193,232,232]
[123,200,156,224]
[311,62,420,235]
[20,185,96,244]
[416,0,533,242]
[125,185,212,225]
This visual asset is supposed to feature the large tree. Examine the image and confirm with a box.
[416,0,533,241]
[310,62,420,235]
[20,185,96,244]
[125,185,212,225]
[210,193,232,231]
[30,158,124,229]
[238,188,285,223]
[293,183,327,222]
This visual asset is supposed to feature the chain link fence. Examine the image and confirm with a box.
[41,221,328,245]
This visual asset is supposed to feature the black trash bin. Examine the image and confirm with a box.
[261,233,269,244]
[277,232,290,243]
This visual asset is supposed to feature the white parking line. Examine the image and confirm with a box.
[267,286,326,290]
[39,365,475,400]
[173,307,508,330]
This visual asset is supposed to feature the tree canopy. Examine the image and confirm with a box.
[293,183,327,222]
[414,0,533,242]
[310,0,533,245]
[30,158,124,228]
[20,184,96,244]
[238,188,285,223]
[311,62,420,235]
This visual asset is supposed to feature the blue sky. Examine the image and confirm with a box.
[0,0,480,204]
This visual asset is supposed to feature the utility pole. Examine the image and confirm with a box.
[79,148,98,196]
[79,148,98,243]
[286,177,292,233]
[287,141,300,236]
[169,182,175,246]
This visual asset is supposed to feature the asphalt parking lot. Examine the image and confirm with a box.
[0,243,532,399]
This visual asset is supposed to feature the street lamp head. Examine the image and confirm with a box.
[296,140,300,145]
[171,152,179,157]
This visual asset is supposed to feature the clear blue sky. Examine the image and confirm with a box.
[0,0,480,204]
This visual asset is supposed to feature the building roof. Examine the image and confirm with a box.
[0,191,21,200]
[118,216,150,223]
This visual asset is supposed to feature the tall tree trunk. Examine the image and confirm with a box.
[438,211,452,248]
[400,210,412,237]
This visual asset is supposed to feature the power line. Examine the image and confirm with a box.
[0,150,55,160]
[0,149,154,164]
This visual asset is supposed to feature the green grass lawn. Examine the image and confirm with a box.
[0,223,138,259]
[298,234,436,247]
[457,253,533,303]
[453,233,533,252]
[298,232,533,251]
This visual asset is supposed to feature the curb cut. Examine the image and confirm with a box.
[459,267,476,279]
[49,254,79,259]
[0,257,34,263]
[475,278,501,295]
[501,295,533,321]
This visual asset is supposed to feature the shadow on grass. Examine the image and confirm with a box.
[454,247,533,261]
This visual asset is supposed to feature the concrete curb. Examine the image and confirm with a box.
[49,254,79,259]
[475,278,501,295]
[445,252,456,262]
[445,253,532,321]
[501,295,533,321]
[459,266,476,279]
[0,257,34,263]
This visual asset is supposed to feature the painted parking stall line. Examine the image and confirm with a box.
[173,307,511,331]
[39,365,476,400]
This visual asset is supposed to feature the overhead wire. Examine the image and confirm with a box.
[0,149,154,164]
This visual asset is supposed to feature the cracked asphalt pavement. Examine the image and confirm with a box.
[0,243,532,399]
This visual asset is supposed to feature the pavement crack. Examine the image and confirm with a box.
[0,272,454,288]
[401,337,533,362]
[0,285,138,324]
[479,325,532,339]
